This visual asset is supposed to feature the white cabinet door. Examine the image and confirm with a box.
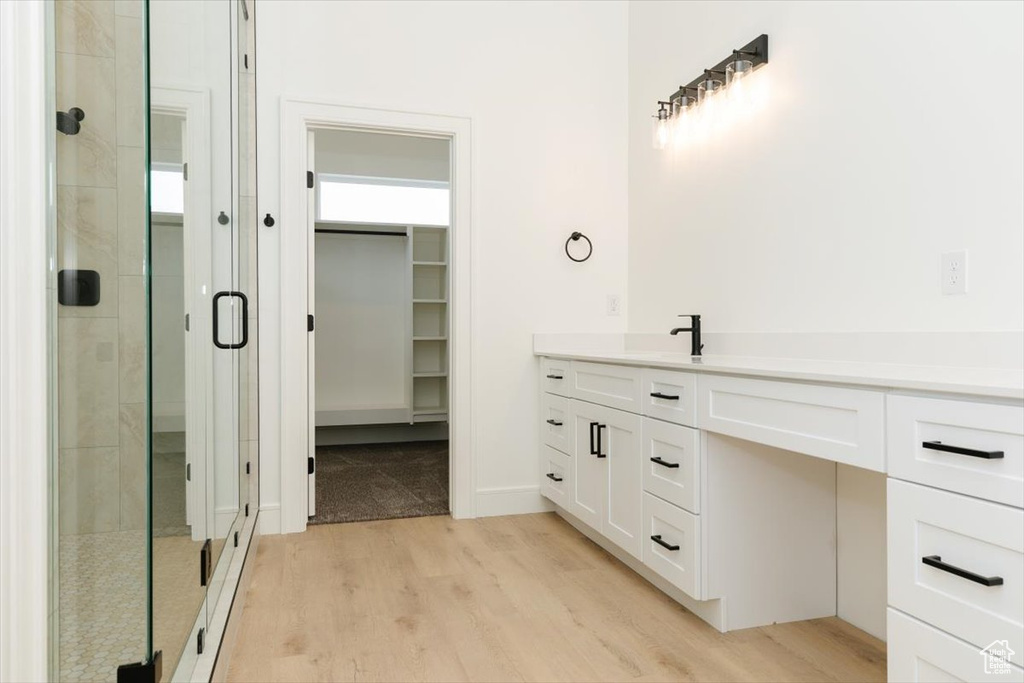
[541,356,571,397]
[599,403,643,560]
[642,418,700,514]
[888,608,1024,682]
[888,394,1024,508]
[541,392,571,455]
[540,446,571,510]
[888,479,1024,664]
[641,368,698,427]
[570,361,642,413]
[571,400,606,530]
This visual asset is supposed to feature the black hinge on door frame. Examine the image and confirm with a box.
[306,170,314,189]
[244,53,248,70]
[186,463,191,482]
[308,456,315,475]
[197,627,205,655]
[199,538,211,586]
[117,650,162,683]
[307,314,314,332]
[245,503,249,517]
[182,162,188,181]
[233,531,239,547]
[246,461,250,475]
[184,313,190,332]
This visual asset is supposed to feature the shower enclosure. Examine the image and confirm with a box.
[49,1,257,680]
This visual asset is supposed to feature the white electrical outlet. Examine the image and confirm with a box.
[941,250,968,295]
[607,294,621,316]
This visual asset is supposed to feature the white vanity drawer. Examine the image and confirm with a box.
[888,608,1024,683]
[541,356,571,396]
[570,361,642,414]
[888,479,1023,664]
[642,418,700,514]
[641,492,701,600]
[540,446,571,510]
[641,368,698,427]
[698,374,886,472]
[541,393,571,454]
[888,394,1024,508]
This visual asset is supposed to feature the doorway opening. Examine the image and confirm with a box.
[307,129,452,525]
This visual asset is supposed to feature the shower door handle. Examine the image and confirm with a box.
[212,291,249,349]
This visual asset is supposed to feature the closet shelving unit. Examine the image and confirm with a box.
[410,225,449,423]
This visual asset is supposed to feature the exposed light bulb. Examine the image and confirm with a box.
[651,105,670,150]
[726,58,754,117]
[673,96,693,148]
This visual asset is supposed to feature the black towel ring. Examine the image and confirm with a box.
[565,231,593,263]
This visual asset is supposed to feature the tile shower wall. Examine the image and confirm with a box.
[56,0,147,536]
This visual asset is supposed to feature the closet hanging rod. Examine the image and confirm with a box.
[314,228,407,237]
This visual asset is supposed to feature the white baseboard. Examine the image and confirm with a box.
[257,505,280,535]
[474,485,554,517]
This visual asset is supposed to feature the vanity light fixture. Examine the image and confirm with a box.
[652,34,768,150]
[652,101,671,150]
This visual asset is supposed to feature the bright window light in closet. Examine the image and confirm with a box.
[318,174,449,226]
[151,163,184,214]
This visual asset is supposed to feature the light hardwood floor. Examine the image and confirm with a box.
[227,513,886,682]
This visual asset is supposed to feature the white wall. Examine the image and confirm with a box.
[257,0,630,520]
[628,1,1024,337]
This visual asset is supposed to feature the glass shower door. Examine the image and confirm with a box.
[51,0,151,680]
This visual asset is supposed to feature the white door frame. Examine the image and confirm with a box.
[279,100,474,534]
[151,86,212,542]
[0,0,51,679]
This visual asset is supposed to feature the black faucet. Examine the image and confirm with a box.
[670,314,703,356]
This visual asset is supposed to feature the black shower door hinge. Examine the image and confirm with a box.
[306,170,314,189]
[245,503,249,517]
[245,461,250,475]
[244,53,248,70]
[197,627,205,655]
[308,456,315,474]
[233,531,239,547]
[182,162,188,181]
[186,463,191,481]
[307,314,314,332]
[184,313,189,331]
[117,650,162,683]
[199,539,211,587]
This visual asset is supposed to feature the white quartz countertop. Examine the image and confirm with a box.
[535,349,1024,400]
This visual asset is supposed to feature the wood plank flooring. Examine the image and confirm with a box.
[226,513,886,682]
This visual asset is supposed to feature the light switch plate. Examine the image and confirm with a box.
[607,294,621,316]
[941,250,967,295]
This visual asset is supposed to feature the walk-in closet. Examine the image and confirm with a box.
[308,130,452,525]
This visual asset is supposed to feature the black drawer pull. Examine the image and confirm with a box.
[650,456,680,469]
[546,374,563,380]
[922,555,1003,587]
[922,441,1004,460]
[650,392,680,401]
[546,473,563,483]
[546,419,563,426]
[651,535,679,551]
[589,422,598,455]
[596,423,606,458]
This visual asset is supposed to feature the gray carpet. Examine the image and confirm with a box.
[309,440,449,525]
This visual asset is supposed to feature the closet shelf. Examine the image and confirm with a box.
[414,372,448,378]
[413,299,446,304]
[413,336,447,341]
[412,261,446,266]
